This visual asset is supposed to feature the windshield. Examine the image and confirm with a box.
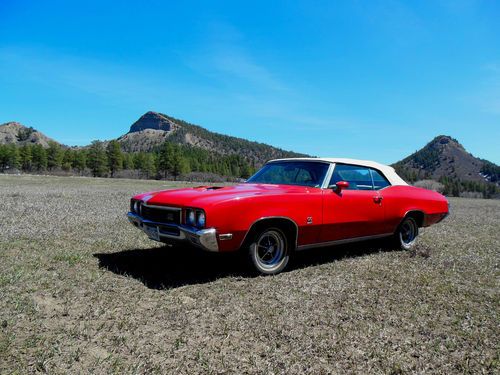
[246,161,330,188]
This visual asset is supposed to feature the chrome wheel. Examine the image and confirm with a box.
[249,228,289,274]
[398,217,419,250]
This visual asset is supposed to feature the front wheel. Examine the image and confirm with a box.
[393,216,419,250]
[248,227,290,275]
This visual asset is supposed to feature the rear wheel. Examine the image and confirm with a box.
[394,216,419,250]
[248,227,290,275]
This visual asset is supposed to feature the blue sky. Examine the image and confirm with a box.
[0,0,499,164]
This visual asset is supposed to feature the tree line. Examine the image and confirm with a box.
[394,164,499,199]
[0,140,256,180]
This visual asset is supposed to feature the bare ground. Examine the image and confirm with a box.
[0,174,498,374]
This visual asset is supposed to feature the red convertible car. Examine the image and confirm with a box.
[128,158,449,274]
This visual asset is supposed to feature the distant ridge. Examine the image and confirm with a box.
[117,111,307,166]
[0,122,58,148]
[393,135,499,184]
[1,116,498,187]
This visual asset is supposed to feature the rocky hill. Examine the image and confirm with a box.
[393,135,499,184]
[2,116,498,189]
[117,111,307,165]
[128,111,179,133]
[0,122,57,148]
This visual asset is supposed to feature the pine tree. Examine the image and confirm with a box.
[170,146,187,180]
[106,140,123,178]
[62,149,75,171]
[8,145,19,170]
[73,151,87,174]
[240,161,252,179]
[19,144,32,171]
[46,141,64,170]
[0,146,6,171]
[122,153,134,170]
[87,141,108,177]
[158,142,174,179]
[141,153,156,179]
[31,145,48,171]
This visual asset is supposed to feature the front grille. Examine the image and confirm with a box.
[141,205,181,225]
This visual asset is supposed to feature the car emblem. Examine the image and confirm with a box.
[306,217,313,224]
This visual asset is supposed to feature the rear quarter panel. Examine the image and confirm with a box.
[382,185,449,231]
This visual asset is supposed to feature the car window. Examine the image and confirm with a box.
[330,164,373,190]
[370,168,391,190]
[295,168,314,185]
[247,161,329,187]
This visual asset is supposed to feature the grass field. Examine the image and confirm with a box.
[0,174,498,374]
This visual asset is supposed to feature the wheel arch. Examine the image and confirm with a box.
[240,217,299,251]
[401,210,425,228]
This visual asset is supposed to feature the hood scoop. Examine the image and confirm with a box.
[194,186,224,191]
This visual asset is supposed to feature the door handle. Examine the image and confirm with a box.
[373,196,383,204]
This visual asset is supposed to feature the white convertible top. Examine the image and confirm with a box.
[268,157,408,186]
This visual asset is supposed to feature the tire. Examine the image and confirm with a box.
[248,227,290,275]
[393,216,419,250]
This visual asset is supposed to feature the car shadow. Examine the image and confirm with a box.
[94,239,395,290]
[94,246,249,289]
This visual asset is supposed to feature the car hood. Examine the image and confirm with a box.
[134,183,317,208]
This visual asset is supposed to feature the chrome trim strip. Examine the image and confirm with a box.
[321,162,336,189]
[219,233,233,241]
[142,204,182,211]
[296,233,393,251]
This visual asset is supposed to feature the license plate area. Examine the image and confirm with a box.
[144,224,160,241]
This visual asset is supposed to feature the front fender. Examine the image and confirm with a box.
[206,193,323,252]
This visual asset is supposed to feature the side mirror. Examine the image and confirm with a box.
[334,181,349,192]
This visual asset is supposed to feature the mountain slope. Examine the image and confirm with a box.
[117,111,307,165]
[393,135,499,183]
[0,122,57,148]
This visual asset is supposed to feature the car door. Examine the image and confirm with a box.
[320,164,385,242]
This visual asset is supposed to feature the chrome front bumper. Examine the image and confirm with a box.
[127,212,219,252]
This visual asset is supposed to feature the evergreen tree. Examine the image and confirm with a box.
[106,140,123,177]
[240,161,252,179]
[158,142,174,179]
[31,145,48,171]
[62,149,74,170]
[170,145,187,180]
[46,141,64,170]
[122,153,134,170]
[73,150,87,174]
[0,146,7,171]
[8,145,19,170]
[87,141,108,177]
[141,153,156,179]
[19,144,32,171]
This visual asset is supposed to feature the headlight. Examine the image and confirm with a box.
[186,209,196,226]
[134,201,141,214]
[196,211,206,228]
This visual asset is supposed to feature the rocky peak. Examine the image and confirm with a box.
[128,111,178,133]
[0,121,56,147]
[429,135,465,151]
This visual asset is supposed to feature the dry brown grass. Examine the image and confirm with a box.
[0,174,498,374]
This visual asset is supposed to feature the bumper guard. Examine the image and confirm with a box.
[127,212,219,252]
